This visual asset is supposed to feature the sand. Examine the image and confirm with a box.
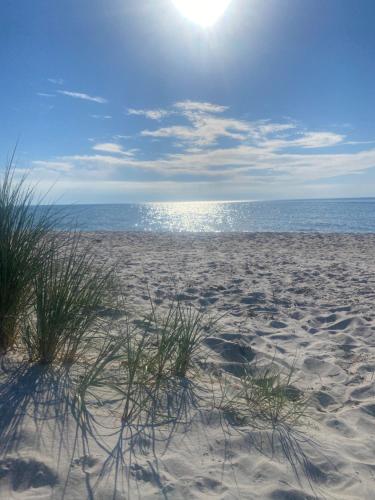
[1,233,375,499]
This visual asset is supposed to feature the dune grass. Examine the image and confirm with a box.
[218,361,309,430]
[73,299,309,435]
[144,299,210,380]
[73,299,212,431]
[22,236,111,364]
[119,326,153,423]
[172,304,208,377]
[145,300,181,380]
[0,163,57,352]
[73,319,154,429]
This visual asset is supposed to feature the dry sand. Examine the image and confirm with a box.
[1,233,375,499]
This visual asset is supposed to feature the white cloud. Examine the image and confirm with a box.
[32,101,375,199]
[261,131,345,150]
[174,100,228,114]
[90,114,112,119]
[141,113,251,146]
[127,101,228,127]
[37,92,55,97]
[255,122,296,135]
[137,102,298,148]
[346,139,375,145]
[48,78,64,85]
[283,131,343,149]
[40,143,375,185]
[58,90,107,104]
[113,134,132,140]
[32,160,73,173]
[92,143,135,155]
[127,108,170,120]
[294,131,345,148]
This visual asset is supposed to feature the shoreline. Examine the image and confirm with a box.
[63,229,375,235]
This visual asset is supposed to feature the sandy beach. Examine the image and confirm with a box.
[5,0,375,497]
[1,232,375,499]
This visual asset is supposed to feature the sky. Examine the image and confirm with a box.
[2,0,375,203]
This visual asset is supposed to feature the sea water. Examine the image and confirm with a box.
[46,198,375,233]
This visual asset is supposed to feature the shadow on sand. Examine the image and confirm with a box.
[0,357,327,499]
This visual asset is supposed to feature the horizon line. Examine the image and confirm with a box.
[36,195,375,207]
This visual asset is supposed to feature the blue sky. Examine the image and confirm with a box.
[2,0,375,203]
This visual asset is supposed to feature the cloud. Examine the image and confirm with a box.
[141,112,251,146]
[32,160,73,173]
[92,143,135,155]
[57,90,107,104]
[32,100,375,199]
[126,101,228,122]
[261,131,345,150]
[42,142,375,184]
[37,92,55,97]
[137,101,298,147]
[255,122,296,135]
[113,134,132,140]
[140,108,344,149]
[174,101,228,114]
[295,131,344,148]
[127,108,171,120]
[48,78,64,85]
[90,114,112,119]
[346,139,375,145]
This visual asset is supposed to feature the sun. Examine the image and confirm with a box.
[172,0,231,27]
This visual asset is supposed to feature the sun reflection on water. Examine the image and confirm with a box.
[145,200,235,232]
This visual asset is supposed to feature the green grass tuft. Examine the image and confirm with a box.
[23,236,111,364]
[145,299,211,380]
[218,361,309,430]
[0,162,57,352]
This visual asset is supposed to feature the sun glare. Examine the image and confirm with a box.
[172,0,231,27]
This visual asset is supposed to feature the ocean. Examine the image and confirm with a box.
[49,198,375,233]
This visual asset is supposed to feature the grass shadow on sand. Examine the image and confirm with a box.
[0,355,332,500]
[0,357,76,457]
[214,403,334,500]
[0,356,83,496]
[0,355,207,499]
[82,377,209,500]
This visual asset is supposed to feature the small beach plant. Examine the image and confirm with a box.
[119,324,153,423]
[23,235,111,364]
[143,298,210,380]
[77,318,154,426]
[145,299,182,380]
[219,361,309,430]
[73,329,125,438]
[0,162,56,352]
[172,303,208,377]
[74,299,211,428]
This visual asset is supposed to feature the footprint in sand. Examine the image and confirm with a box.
[315,313,337,324]
[270,488,316,500]
[303,356,346,380]
[0,457,58,492]
[311,390,338,409]
[349,383,375,401]
[199,296,218,306]
[240,292,266,305]
[205,337,255,363]
[360,404,375,417]
[327,317,357,331]
[269,320,288,329]
[325,417,356,438]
